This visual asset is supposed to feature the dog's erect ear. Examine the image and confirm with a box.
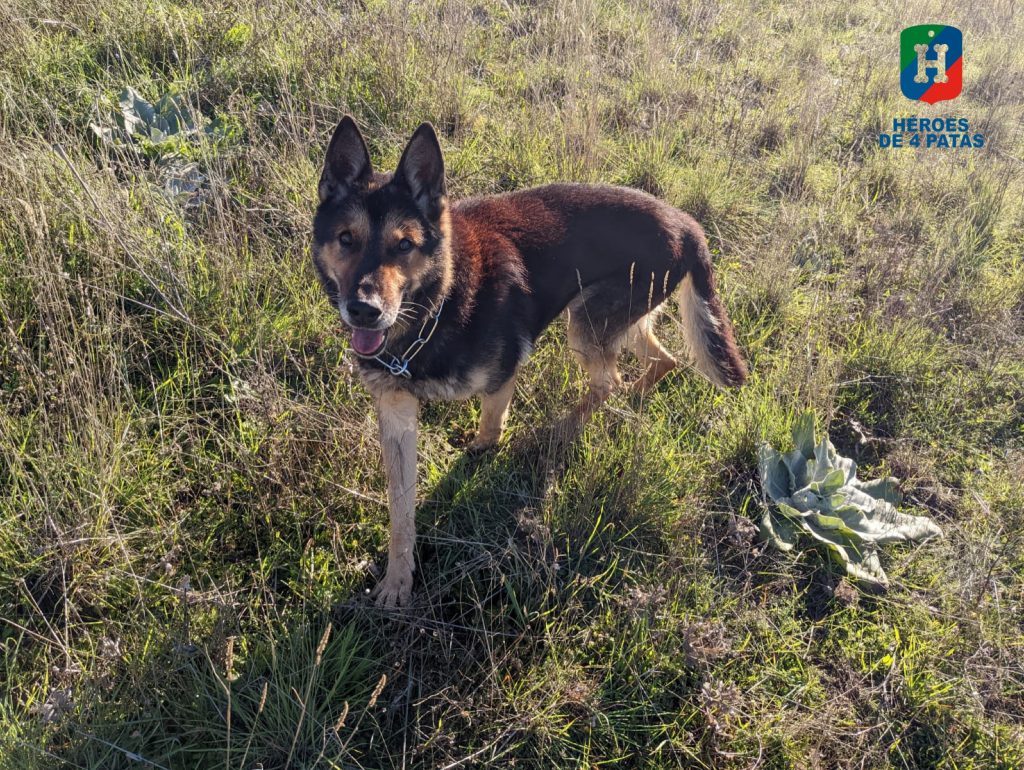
[319,116,373,202]
[395,122,446,214]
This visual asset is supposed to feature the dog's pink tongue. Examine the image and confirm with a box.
[351,328,385,356]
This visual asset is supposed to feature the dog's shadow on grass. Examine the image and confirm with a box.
[340,412,588,615]
[329,416,590,734]
[329,405,689,726]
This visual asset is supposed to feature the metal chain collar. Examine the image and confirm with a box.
[372,298,446,378]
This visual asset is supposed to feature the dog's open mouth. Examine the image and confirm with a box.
[350,328,388,357]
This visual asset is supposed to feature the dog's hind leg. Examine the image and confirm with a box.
[567,299,625,421]
[469,374,517,452]
[625,314,677,394]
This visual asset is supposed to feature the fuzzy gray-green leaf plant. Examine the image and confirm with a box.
[758,412,942,587]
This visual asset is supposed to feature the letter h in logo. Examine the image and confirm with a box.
[900,25,962,104]
[914,42,948,84]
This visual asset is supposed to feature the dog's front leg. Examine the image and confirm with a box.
[371,388,419,607]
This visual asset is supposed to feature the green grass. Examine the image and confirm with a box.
[1,0,1023,767]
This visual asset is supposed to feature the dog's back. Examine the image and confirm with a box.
[451,183,747,389]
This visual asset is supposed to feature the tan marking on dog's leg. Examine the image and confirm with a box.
[626,316,678,394]
[575,352,622,420]
[371,388,418,608]
[567,309,624,422]
[469,375,517,452]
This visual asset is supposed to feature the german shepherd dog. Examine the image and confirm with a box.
[312,117,746,607]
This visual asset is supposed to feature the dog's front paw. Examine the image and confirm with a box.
[371,567,413,608]
[466,433,499,454]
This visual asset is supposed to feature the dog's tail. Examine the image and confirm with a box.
[678,242,747,388]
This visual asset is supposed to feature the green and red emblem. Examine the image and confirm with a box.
[900,25,962,104]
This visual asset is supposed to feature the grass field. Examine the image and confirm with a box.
[2,0,1023,767]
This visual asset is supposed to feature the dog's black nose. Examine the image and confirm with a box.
[347,300,383,326]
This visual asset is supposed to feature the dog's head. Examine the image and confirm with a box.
[312,116,451,357]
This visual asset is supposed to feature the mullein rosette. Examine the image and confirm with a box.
[758,412,942,587]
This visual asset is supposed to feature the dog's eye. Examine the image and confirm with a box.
[397,238,413,253]
[339,231,353,246]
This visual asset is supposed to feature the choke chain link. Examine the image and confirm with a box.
[372,298,446,378]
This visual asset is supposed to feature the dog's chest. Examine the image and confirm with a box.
[358,326,534,402]
[360,364,493,402]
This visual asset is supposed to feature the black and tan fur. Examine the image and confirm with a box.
[312,117,747,606]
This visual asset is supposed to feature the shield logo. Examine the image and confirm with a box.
[900,25,963,104]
